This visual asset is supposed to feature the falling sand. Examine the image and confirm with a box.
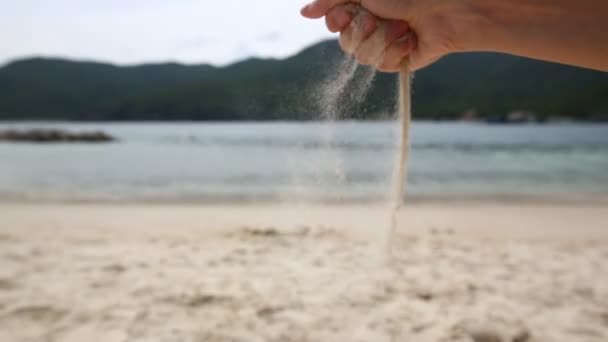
[387,62,412,255]
[315,58,377,188]
[314,53,411,257]
[312,3,413,255]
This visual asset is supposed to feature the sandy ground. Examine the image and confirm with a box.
[0,202,607,342]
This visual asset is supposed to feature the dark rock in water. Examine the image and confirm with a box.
[0,129,116,143]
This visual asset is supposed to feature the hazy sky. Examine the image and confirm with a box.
[0,0,334,66]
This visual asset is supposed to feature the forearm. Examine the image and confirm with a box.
[456,0,608,71]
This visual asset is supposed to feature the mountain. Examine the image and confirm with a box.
[0,40,607,121]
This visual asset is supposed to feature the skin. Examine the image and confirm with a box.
[301,0,608,72]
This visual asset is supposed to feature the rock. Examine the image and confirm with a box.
[0,129,115,143]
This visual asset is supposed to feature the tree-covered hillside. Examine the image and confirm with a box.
[1,40,606,121]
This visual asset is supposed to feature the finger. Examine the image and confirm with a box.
[355,20,410,66]
[376,32,417,72]
[355,21,388,65]
[301,0,358,19]
[325,5,355,33]
[339,9,377,55]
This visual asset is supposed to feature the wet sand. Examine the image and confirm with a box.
[1,202,607,341]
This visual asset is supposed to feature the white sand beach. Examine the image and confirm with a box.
[1,201,607,341]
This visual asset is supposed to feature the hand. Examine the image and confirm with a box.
[301,0,466,71]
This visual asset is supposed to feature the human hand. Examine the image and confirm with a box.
[301,0,466,71]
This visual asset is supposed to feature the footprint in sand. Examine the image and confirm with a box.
[0,234,15,242]
[101,263,127,273]
[0,278,17,291]
[9,304,67,324]
[256,306,284,320]
[163,292,235,309]
[464,322,531,342]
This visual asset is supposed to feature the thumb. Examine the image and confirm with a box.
[301,0,358,19]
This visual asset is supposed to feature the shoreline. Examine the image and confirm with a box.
[2,192,608,206]
[3,200,608,237]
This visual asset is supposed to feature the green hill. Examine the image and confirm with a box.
[0,40,606,121]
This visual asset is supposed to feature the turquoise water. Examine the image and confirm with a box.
[1,121,607,202]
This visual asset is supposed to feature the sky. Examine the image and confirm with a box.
[0,0,335,66]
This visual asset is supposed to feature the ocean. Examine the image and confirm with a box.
[1,121,607,203]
